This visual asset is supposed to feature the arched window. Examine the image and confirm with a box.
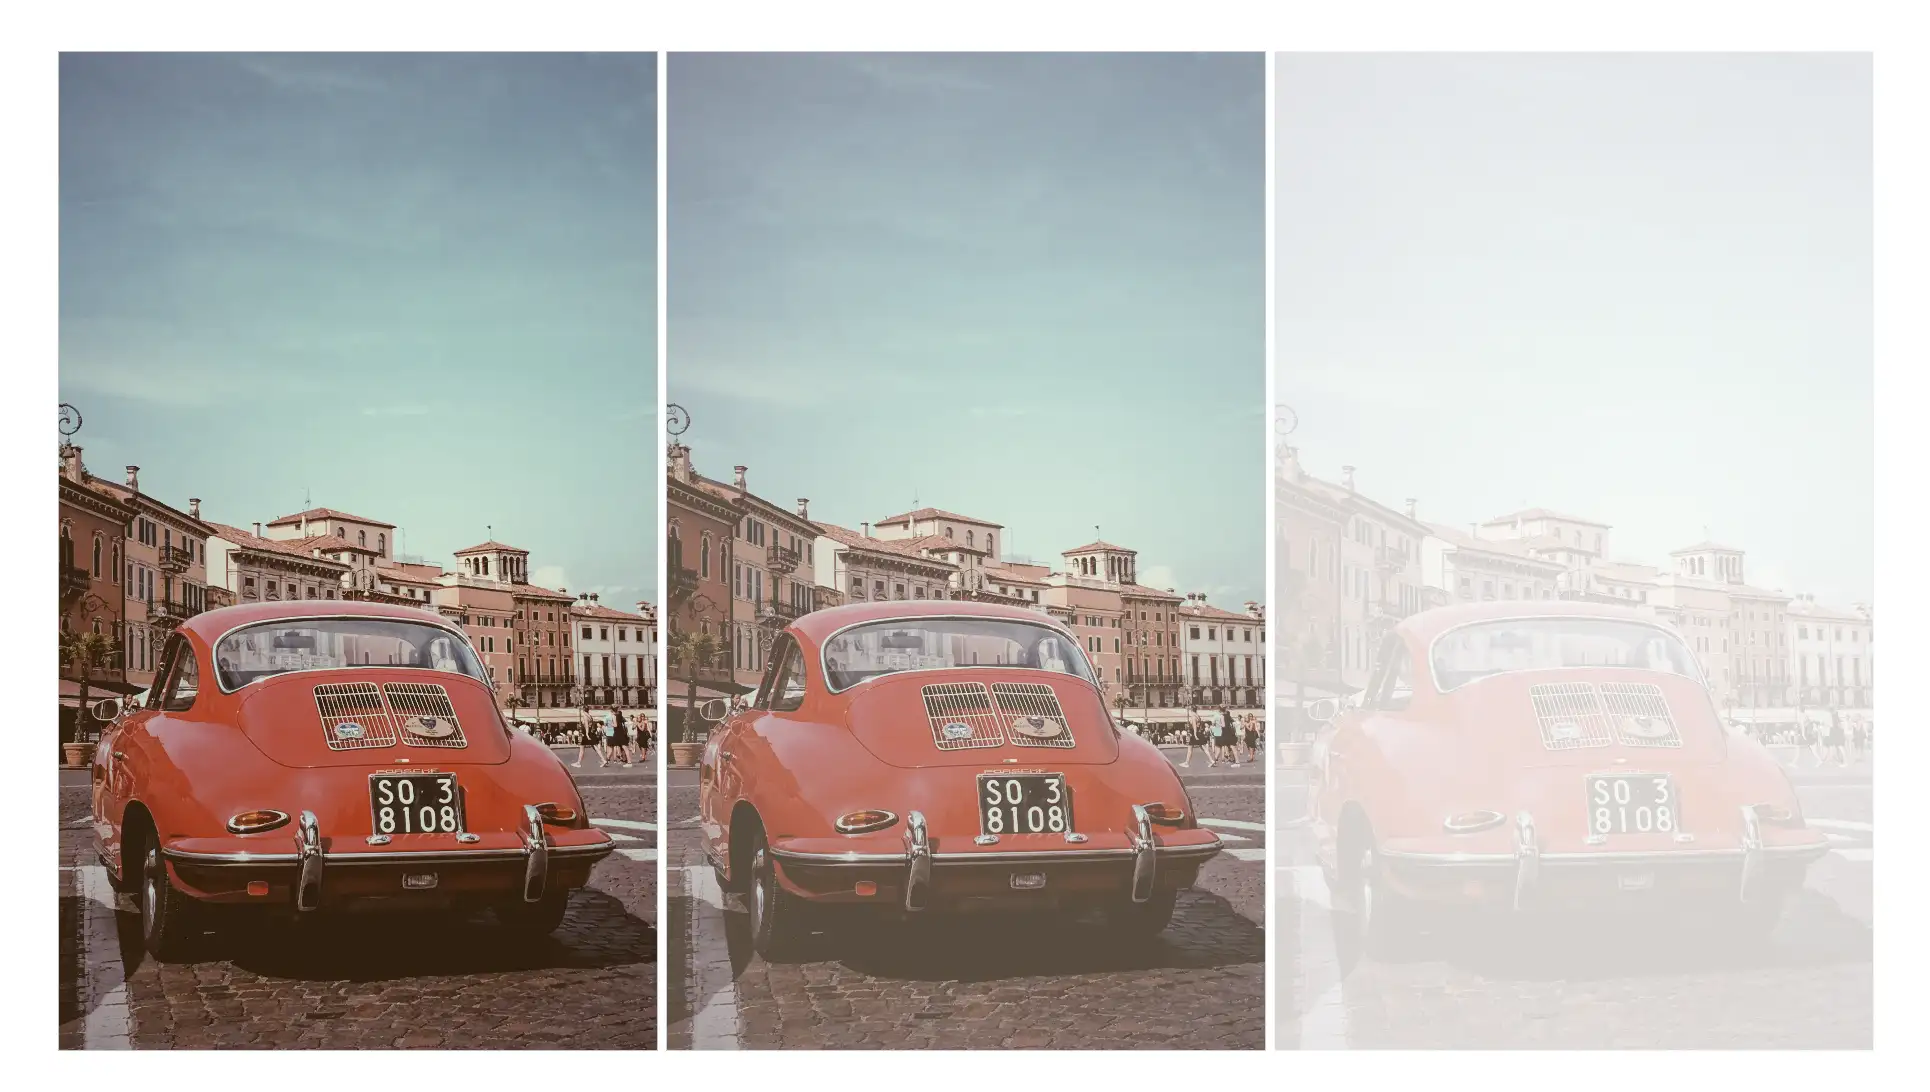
[91,534,103,578]
[59,520,73,570]
[358,529,367,547]
[377,533,385,554]
[111,544,120,584]
[700,533,712,580]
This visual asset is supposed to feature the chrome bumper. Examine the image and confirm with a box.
[1378,806,1829,908]
[904,811,932,912]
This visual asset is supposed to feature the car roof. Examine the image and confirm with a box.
[1399,598,1671,644]
[790,599,1071,647]
[179,599,465,645]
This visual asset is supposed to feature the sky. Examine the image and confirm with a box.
[1277,54,1873,606]
[668,53,1266,608]
[60,53,658,607]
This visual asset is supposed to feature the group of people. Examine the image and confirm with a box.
[567,706,650,768]
[1736,709,1872,767]
[1171,707,1261,768]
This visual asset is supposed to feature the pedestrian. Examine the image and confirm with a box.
[1827,709,1848,767]
[638,714,654,761]
[1177,709,1200,768]
[1243,712,1260,763]
[1218,706,1239,767]
[572,705,596,767]
[612,707,635,767]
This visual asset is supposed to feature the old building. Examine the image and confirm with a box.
[263,507,397,561]
[205,522,353,606]
[666,442,745,711]
[59,447,134,712]
[1179,594,1265,709]
[1786,596,1872,710]
[1118,581,1184,710]
[85,464,215,690]
[872,507,1004,561]
[812,522,958,606]
[1421,521,1566,604]
[690,465,820,692]
[571,593,653,708]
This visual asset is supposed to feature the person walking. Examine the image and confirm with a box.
[612,707,635,768]
[1178,708,1201,768]
[1218,706,1239,767]
[1242,712,1260,764]
[572,705,598,768]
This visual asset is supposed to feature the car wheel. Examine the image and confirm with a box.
[746,828,809,962]
[497,891,571,938]
[1332,831,1417,962]
[138,832,201,961]
[1105,888,1178,939]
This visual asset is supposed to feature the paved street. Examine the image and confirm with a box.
[58,761,656,1050]
[667,754,1264,1049]
[1273,767,1873,1049]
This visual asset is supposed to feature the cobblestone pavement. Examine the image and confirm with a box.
[667,764,1263,1050]
[1274,771,1872,1049]
[58,767,656,1049]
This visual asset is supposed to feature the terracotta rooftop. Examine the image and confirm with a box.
[1670,540,1743,555]
[207,523,353,569]
[875,507,1003,528]
[983,564,1050,586]
[817,524,961,567]
[1426,522,1565,566]
[267,507,395,529]
[1117,582,1184,601]
[376,562,445,583]
[1481,507,1610,529]
[454,540,528,555]
[571,600,651,622]
[1064,540,1136,556]
[510,582,575,601]
[1177,600,1260,623]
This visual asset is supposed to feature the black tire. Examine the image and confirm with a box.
[1105,888,1178,939]
[137,828,202,961]
[497,891,571,938]
[745,826,810,961]
[1332,826,1419,962]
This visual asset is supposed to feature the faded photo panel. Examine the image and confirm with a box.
[1273,54,1872,1048]
[664,52,1266,1050]
[57,53,658,1050]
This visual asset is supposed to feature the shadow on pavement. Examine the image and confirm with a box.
[726,888,1264,982]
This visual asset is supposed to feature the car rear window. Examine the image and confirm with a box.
[214,617,488,691]
[822,617,1095,692]
[1430,618,1701,692]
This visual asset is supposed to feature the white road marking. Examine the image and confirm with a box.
[1832,848,1874,864]
[682,865,739,1050]
[1227,848,1266,862]
[617,848,658,863]
[593,818,657,832]
[1199,817,1266,833]
[602,832,643,843]
[79,866,131,1050]
[1213,832,1251,843]
[1805,818,1874,834]
[1289,865,1348,1049]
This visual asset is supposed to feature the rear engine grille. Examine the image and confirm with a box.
[383,683,467,748]
[1599,682,1681,748]
[990,682,1075,749]
[1528,682,1614,750]
[922,682,1007,750]
[314,682,401,751]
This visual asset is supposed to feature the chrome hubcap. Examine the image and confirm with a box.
[1356,844,1375,929]
[142,844,158,931]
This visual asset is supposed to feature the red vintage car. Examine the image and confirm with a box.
[697,601,1222,959]
[1306,600,1829,954]
[89,600,614,959]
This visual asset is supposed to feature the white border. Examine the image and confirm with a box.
[655,47,671,1055]
[1263,46,1279,1055]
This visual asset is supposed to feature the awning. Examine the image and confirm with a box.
[59,677,143,706]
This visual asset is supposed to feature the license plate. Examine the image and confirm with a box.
[1585,773,1680,837]
[369,773,464,835]
[978,773,1073,836]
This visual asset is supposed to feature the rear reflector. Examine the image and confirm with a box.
[854,881,878,897]
[246,881,270,897]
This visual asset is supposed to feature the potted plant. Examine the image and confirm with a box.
[668,628,722,767]
[59,630,118,767]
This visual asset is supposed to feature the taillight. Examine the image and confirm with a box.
[835,809,898,834]
[535,802,580,825]
[1143,803,1187,825]
[226,810,291,835]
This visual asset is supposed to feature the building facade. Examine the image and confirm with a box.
[59,447,133,694]
[86,465,215,690]
[572,594,653,708]
[1786,596,1873,710]
[1178,594,1265,709]
[511,582,577,709]
[205,523,352,608]
[666,443,744,706]
[263,507,397,561]
[813,523,958,606]
[1421,522,1566,605]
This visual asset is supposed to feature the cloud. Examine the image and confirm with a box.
[1139,565,1178,592]
[843,56,998,96]
[236,56,389,96]
[533,564,571,591]
[361,405,432,417]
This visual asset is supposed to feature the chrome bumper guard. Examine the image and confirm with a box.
[1512,810,1539,912]
[1738,805,1764,903]
[295,810,323,912]
[904,810,932,912]
[521,804,549,903]
[1129,804,1156,904]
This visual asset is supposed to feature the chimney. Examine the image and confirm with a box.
[862,521,871,537]
[189,498,201,519]
[1280,444,1301,484]
[1405,497,1417,520]
[253,522,263,537]
[797,498,810,519]
[1341,465,1356,492]
[125,465,140,491]
[60,445,83,482]
[733,465,747,491]
[667,443,692,482]
[590,593,600,603]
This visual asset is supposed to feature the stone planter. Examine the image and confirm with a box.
[61,742,90,768]
[669,741,704,768]
[1277,742,1313,768]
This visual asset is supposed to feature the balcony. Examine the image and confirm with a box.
[159,544,193,574]
[767,544,801,575]
[61,564,90,602]
[150,597,200,629]
[762,599,804,626]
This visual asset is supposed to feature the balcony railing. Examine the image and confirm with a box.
[763,599,804,625]
[61,564,91,601]
[159,544,193,574]
[150,598,201,628]
[767,544,801,574]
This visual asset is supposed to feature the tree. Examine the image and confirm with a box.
[59,630,119,744]
[1111,690,1131,731]
[504,692,528,735]
[668,628,723,744]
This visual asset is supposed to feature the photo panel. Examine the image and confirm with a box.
[1272,52,1872,1049]
[56,52,659,1050]
[662,51,1267,1050]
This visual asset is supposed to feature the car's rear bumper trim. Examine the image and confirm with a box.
[1379,843,1828,867]
[771,842,1221,867]
[163,842,614,867]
